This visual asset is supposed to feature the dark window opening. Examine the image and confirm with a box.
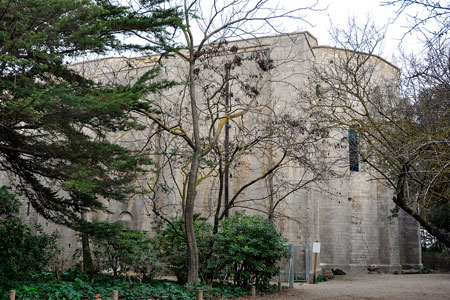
[27,202,30,216]
[348,129,359,172]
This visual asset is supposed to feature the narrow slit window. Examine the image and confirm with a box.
[348,129,359,172]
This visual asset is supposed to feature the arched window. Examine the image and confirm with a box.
[119,211,134,221]
[118,211,134,229]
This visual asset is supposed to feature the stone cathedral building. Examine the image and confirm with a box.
[13,32,422,277]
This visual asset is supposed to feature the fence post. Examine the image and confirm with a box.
[251,285,256,298]
[289,244,294,288]
[278,282,282,292]
[197,290,203,300]
[305,243,310,283]
[113,290,118,300]
[9,290,15,300]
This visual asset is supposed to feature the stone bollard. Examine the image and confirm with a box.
[197,290,203,300]
[113,290,118,300]
[251,285,256,298]
[9,290,15,300]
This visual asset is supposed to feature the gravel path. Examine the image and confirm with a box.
[255,273,450,300]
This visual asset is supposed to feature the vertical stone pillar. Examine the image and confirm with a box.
[398,210,423,272]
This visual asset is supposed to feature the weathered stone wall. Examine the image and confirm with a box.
[8,32,422,275]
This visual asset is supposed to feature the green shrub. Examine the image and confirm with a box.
[0,185,20,217]
[196,282,250,299]
[214,212,288,289]
[0,218,59,280]
[154,212,288,289]
[90,221,160,281]
[153,215,213,284]
[331,268,346,275]
[0,276,259,300]
[1,278,193,300]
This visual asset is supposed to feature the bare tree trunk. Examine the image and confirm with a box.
[266,142,275,222]
[267,172,275,222]
[185,157,200,284]
[213,161,224,234]
[224,65,231,219]
[395,166,450,248]
[394,196,450,248]
[185,60,200,284]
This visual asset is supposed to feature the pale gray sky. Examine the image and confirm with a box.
[108,0,430,64]
[286,0,423,60]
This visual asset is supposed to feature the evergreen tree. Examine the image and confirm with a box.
[0,0,181,228]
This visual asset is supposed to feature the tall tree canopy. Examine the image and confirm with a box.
[0,0,181,228]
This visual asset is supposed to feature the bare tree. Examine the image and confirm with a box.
[128,0,327,283]
[382,0,450,43]
[309,17,450,247]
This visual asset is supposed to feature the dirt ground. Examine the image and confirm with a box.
[253,273,450,300]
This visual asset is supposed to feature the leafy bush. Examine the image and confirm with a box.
[214,212,288,289]
[153,215,213,284]
[155,212,288,288]
[331,268,346,275]
[0,218,59,280]
[0,185,20,217]
[90,221,160,281]
[1,279,193,300]
[196,282,249,299]
[0,274,256,300]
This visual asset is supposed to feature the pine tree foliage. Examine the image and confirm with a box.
[0,0,181,228]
